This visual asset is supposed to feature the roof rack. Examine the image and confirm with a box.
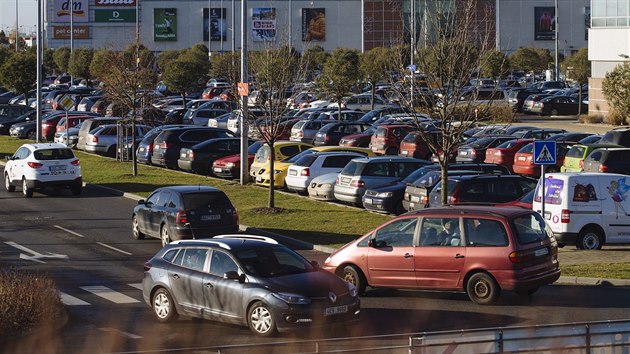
[213,234,279,244]
[170,239,231,250]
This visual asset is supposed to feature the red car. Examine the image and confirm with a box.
[484,138,533,172]
[399,131,440,160]
[211,141,264,179]
[370,124,415,155]
[512,142,571,177]
[338,126,376,147]
[322,206,560,304]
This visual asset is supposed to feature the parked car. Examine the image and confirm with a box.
[533,172,630,249]
[177,138,242,175]
[184,109,231,126]
[4,143,82,197]
[76,96,103,112]
[0,110,37,135]
[598,127,630,147]
[507,88,540,112]
[522,94,551,113]
[132,186,239,246]
[370,125,416,155]
[529,95,588,116]
[76,117,123,151]
[518,128,567,140]
[356,107,405,125]
[329,94,398,112]
[285,152,365,194]
[334,156,431,206]
[289,119,335,145]
[314,110,365,122]
[484,139,533,172]
[338,126,377,148]
[428,174,537,208]
[314,122,372,146]
[151,127,236,169]
[578,134,602,144]
[307,172,340,201]
[512,142,571,177]
[0,104,33,120]
[207,111,235,130]
[211,141,265,179]
[561,144,621,172]
[85,124,152,157]
[141,236,360,336]
[582,148,630,174]
[456,136,515,163]
[398,131,440,160]
[322,206,560,304]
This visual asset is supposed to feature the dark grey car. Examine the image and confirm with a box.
[141,236,360,336]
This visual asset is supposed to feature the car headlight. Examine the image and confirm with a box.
[225,162,235,168]
[347,282,358,297]
[272,292,311,305]
[324,256,331,264]
[0,124,5,128]
[376,192,393,198]
[15,126,24,131]
[321,183,332,189]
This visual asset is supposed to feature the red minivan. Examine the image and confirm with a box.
[323,206,560,304]
[370,125,415,155]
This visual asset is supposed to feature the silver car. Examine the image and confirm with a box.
[84,124,152,157]
[289,119,335,144]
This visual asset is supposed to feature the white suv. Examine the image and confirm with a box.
[4,143,83,197]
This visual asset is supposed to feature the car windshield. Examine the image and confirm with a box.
[247,141,264,155]
[34,148,75,160]
[235,246,314,277]
[566,145,586,158]
[282,149,315,163]
[512,213,550,244]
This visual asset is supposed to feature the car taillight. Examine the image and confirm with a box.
[579,160,584,169]
[175,211,188,224]
[300,168,310,177]
[188,150,194,159]
[71,159,80,166]
[297,131,303,138]
[147,144,154,152]
[599,164,608,172]
[90,135,98,143]
[470,150,477,158]
[232,209,239,224]
[27,162,43,168]
[324,135,330,143]
[143,262,152,272]
[447,188,460,204]
[420,196,428,204]
[508,251,535,265]
[350,179,365,188]
[561,209,570,223]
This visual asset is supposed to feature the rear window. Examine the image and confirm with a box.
[512,213,551,244]
[566,145,586,159]
[402,132,418,142]
[374,127,387,138]
[183,192,231,209]
[495,139,518,149]
[293,121,306,130]
[340,161,361,175]
[34,148,75,160]
[294,154,318,167]
[518,143,534,154]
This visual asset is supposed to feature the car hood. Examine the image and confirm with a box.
[260,270,348,297]
[370,180,404,192]
[215,153,254,163]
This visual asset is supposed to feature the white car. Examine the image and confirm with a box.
[286,152,363,194]
[307,172,340,201]
[4,143,83,197]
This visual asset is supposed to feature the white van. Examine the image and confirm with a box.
[532,172,630,250]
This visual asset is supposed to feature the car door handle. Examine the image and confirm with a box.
[404,253,414,259]
[455,254,465,259]
[204,282,213,289]
[171,274,180,279]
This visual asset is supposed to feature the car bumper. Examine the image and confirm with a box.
[362,196,397,214]
[85,145,109,154]
[553,232,578,245]
[499,267,562,293]
[513,165,537,176]
[402,199,427,211]
[285,176,309,192]
[334,190,363,204]
[26,176,83,189]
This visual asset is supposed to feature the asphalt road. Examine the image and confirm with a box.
[1,171,630,354]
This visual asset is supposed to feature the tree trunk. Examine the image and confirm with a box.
[337,99,342,121]
[440,160,449,206]
[268,145,275,209]
[577,83,583,117]
[371,82,376,111]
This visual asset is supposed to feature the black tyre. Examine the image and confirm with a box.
[22,178,33,198]
[107,146,116,158]
[577,227,604,250]
[248,301,276,337]
[466,272,499,305]
[342,265,367,295]
[132,215,145,240]
[551,109,559,116]
[70,183,82,196]
[152,288,178,322]
[4,173,15,192]
[160,224,171,246]
[26,130,36,140]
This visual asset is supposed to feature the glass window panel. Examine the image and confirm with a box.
[592,18,606,27]
[618,17,629,26]
[608,0,618,17]
[607,18,618,26]
[592,0,606,17]
[619,0,629,16]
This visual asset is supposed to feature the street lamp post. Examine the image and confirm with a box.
[70,1,74,84]
[36,0,42,141]
[15,0,18,51]
[239,0,248,185]
[554,0,559,81]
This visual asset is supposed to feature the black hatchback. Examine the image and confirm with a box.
[151,127,236,169]
[132,185,239,246]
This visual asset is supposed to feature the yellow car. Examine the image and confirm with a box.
[252,145,376,188]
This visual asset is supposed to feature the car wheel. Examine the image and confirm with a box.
[577,227,603,250]
[4,173,15,192]
[466,272,499,305]
[70,183,82,196]
[107,146,116,158]
[22,178,33,198]
[26,130,36,140]
[248,301,276,337]
[152,288,178,322]
[551,109,559,116]
[132,215,145,240]
[160,225,171,246]
[342,265,366,295]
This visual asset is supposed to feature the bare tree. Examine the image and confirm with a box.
[384,0,512,205]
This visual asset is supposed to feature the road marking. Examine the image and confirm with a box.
[128,283,143,290]
[60,292,90,306]
[5,241,68,263]
[98,327,143,339]
[54,225,85,238]
[97,242,133,256]
[80,286,140,304]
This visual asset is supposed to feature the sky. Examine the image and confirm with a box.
[1,0,38,35]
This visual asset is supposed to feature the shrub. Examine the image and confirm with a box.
[0,268,63,339]
[580,114,604,124]
[482,105,516,123]
[606,109,628,126]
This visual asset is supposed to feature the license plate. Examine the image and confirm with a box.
[410,196,420,202]
[409,202,415,208]
[200,214,221,221]
[324,305,348,316]
[401,151,408,155]
[256,176,262,182]
[289,170,297,176]
[534,248,549,257]
[518,156,526,161]
[460,151,468,156]
[341,177,351,183]
[213,167,222,173]
[364,198,372,205]
[49,165,67,172]
[544,211,552,220]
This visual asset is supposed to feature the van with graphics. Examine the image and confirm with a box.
[532,172,630,250]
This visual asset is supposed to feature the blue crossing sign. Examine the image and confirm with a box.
[533,141,556,165]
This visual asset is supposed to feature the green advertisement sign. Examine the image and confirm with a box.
[95,9,136,22]
[154,8,177,41]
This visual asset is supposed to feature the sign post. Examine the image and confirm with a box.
[533,140,557,219]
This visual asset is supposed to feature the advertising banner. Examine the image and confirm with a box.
[94,0,136,6]
[302,8,326,41]
[95,9,136,22]
[53,0,89,23]
[53,26,90,39]
[154,8,177,42]
[204,8,227,42]
[252,8,276,42]
[535,6,555,40]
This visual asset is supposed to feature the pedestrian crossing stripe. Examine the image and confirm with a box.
[61,283,142,306]
[536,145,554,162]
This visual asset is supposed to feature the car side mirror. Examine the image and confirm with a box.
[368,239,386,248]
[310,260,319,268]
[137,199,145,205]
[224,271,246,284]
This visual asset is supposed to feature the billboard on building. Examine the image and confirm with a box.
[53,26,90,39]
[53,0,89,23]
[95,9,136,22]
[252,8,276,42]
[302,8,326,41]
[94,0,136,6]
[534,6,556,40]
[154,8,177,41]
[204,8,227,42]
